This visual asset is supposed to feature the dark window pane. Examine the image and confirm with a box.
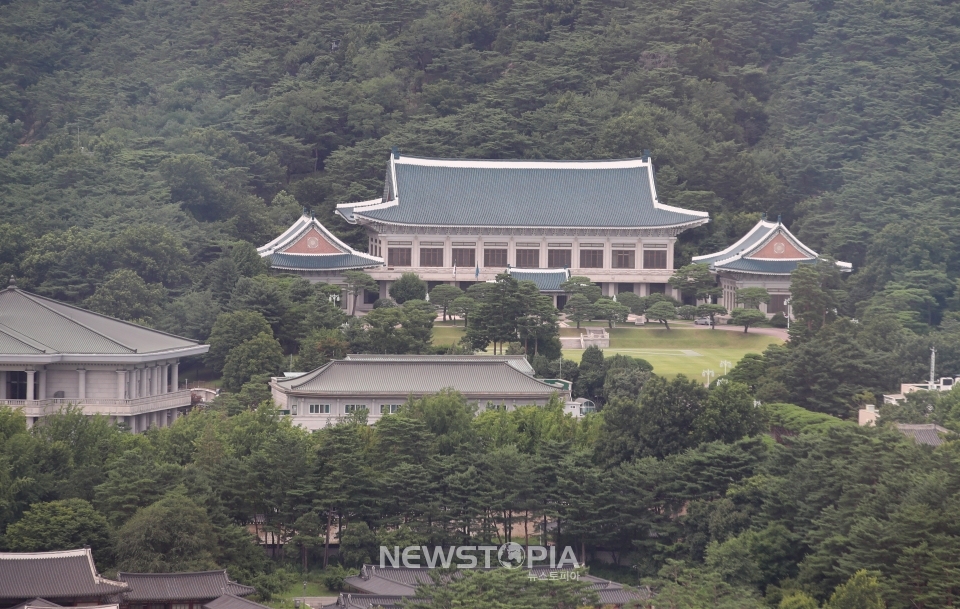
[420,248,443,267]
[548,249,572,268]
[769,295,788,315]
[484,249,508,267]
[452,248,476,267]
[388,248,411,266]
[643,250,667,269]
[649,283,667,294]
[613,250,635,269]
[580,250,603,268]
[516,249,540,268]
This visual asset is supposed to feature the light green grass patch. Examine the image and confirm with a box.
[432,324,466,346]
[563,327,782,379]
[263,580,336,609]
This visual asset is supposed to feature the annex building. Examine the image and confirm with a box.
[270,354,569,430]
[0,278,208,431]
[335,152,709,308]
[693,217,852,315]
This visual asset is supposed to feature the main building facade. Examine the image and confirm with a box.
[335,153,709,307]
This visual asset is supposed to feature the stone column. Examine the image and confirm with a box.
[162,364,169,394]
[0,371,6,399]
[78,369,86,401]
[38,370,46,401]
[116,370,126,400]
[151,366,158,396]
[139,368,147,398]
[171,362,179,391]
[26,370,35,401]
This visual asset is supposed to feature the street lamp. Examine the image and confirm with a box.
[720,360,732,375]
[701,369,715,387]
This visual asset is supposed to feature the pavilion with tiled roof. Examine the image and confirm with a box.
[335,152,709,305]
[257,212,383,309]
[693,217,851,316]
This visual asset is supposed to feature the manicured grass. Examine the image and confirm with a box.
[433,324,466,346]
[263,579,336,609]
[563,326,783,379]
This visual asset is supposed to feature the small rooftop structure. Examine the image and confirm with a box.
[0,549,128,605]
[506,268,571,292]
[201,594,270,609]
[342,353,536,375]
[116,571,255,603]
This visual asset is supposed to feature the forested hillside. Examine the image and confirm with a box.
[2,0,958,318]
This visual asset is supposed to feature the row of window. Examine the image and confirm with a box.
[303,404,400,415]
[386,248,668,269]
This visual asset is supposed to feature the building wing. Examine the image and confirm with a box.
[257,212,383,272]
[693,218,851,276]
[338,155,709,229]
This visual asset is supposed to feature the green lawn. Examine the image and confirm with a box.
[563,326,782,379]
[263,579,336,609]
[433,324,466,346]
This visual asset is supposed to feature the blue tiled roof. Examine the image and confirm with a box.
[269,252,382,271]
[357,159,707,228]
[508,268,570,291]
[717,258,816,275]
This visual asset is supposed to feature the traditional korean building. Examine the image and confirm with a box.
[270,354,567,430]
[257,212,383,310]
[0,278,208,431]
[693,217,852,315]
[0,549,128,608]
[116,571,256,609]
[336,152,709,307]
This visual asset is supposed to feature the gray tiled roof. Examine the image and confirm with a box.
[508,268,571,292]
[343,354,535,375]
[0,288,204,357]
[9,599,63,609]
[203,594,270,609]
[276,359,559,396]
[268,252,383,271]
[895,423,954,447]
[0,549,129,601]
[117,571,255,601]
[353,157,708,228]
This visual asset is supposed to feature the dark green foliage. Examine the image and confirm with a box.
[206,311,273,372]
[389,272,427,304]
[3,499,113,566]
[115,493,219,572]
[221,332,284,392]
[731,308,767,333]
[84,269,165,323]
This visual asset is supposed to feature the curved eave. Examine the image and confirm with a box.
[350,213,710,232]
[0,344,209,365]
[270,262,384,272]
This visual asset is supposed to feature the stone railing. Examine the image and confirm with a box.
[0,390,193,418]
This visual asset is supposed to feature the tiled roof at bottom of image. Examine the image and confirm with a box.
[117,571,255,601]
[0,549,128,600]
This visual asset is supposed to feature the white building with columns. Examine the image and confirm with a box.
[0,278,208,431]
[336,152,710,307]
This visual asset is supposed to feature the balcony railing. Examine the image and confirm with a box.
[0,390,193,418]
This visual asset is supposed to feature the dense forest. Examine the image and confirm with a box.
[3,386,959,608]
[2,0,960,358]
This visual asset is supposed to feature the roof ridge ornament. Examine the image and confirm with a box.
[8,275,14,288]
[391,145,400,159]
[777,213,782,224]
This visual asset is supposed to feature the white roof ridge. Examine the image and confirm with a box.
[0,322,51,352]
[393,155,654,169]
[0,548,92,558]
[692,219,778,262]
[257,215,310,254]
